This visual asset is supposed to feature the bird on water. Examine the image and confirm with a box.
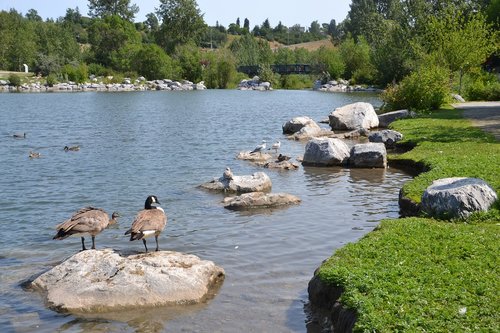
[125,195,167,253]
[64,145,80,151]
[53,207,120,251]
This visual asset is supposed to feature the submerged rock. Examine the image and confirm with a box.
[421,177,497,219]
[199,172,272,193]
[223,192,301,210]
[264,159,299,170]
[30,249,225,312]
[236,151,274,162]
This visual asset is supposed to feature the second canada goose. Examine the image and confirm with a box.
[64,145,80,151]
[53,207,120,251]
[125,195,167,252]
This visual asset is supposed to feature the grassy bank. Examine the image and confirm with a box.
[316,107,500,331]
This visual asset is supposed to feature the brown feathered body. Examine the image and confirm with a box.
[125,207,167,241]
[53,207,118,240]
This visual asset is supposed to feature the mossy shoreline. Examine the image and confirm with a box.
[309,107,500,332]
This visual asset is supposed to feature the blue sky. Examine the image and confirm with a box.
[0,0,351,27]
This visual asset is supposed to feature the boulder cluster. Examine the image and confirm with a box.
[0,78,207,92]
[237,76,272,91]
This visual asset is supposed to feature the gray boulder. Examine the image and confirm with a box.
[349,143,387,168]
[200,172,272,193]
[223,192,301,210]
[377,109,410,128]
[282,116,322,134]
[421,177,498,219]
[329,102,379,130]
[302,138,350,166]
[264,160,299,170]
[31,249,225,312]
[368,130,403,148]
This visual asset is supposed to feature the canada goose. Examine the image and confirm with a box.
[251,140,266,154]
[271,141,281,154]
[53,207,120,251]
[29,151,41,158]
[13,132,26,139]
[64,145,80,151]
[223,167,233,180]
[125,195,167,252]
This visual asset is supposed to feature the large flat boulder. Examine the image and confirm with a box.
[30,249,225,312]
[223,192,301,210]
[377,109,411,128]
[349,143,387,168]
[199,172,272,193]
[329,102,379,130]
[302,138,350,167]
[421,177,498,219]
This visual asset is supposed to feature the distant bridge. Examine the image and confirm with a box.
[237,64,314,76]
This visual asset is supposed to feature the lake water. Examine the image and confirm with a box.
[0,90,412,333]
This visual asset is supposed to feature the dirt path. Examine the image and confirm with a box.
[453,102,500,141]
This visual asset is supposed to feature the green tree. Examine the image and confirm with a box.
[313,46,345,81]
[229,34,273,66]
[156,0,206,53]
[88,15,141,68]
[418,6,496,92]
[339,35,376,83]
[174,42,202,82]
[88,0,139,21]
[202,49,236,88]
[132,43,175,80]
[25,9,42,21]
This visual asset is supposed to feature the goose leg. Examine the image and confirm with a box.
[143,239,148,252]
[155,235,160,252]
[91,235,96,249]
[81,237,87,251]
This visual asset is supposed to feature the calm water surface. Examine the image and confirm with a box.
[0,90,411,332]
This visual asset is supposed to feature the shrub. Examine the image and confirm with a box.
[8,74,22,87]
[45,73,58,87]
[381,64,450,113]
[280,74,314,90]
[61,63,88,83]
[464,71,500,101]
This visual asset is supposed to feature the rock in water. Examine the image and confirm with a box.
[328,102,379,130]
[199,172,272,193]
[223,192,301,210]
[302,138,350,166]
[30,249,225,312]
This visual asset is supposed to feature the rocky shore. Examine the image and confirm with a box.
[0,78,207,92]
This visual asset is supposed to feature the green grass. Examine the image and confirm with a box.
[316,107,500,331]
[317,218,499,332]
[389,108,499,205]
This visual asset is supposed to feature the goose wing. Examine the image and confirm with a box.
[55,207,108,237]
[126,209,167,235]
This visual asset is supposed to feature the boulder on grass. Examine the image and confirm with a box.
[421,177,498,219]
[377,109,410,128]
[302,138,350,167]
[30,249,225,313]
[223,192,301,210]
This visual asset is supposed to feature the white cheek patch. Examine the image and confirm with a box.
[156,207,165,213]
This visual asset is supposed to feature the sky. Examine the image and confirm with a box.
[0,0,352,28]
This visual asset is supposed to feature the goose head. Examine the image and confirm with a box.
[144,195,161,209]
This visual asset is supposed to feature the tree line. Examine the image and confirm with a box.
[0,0,498,108]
